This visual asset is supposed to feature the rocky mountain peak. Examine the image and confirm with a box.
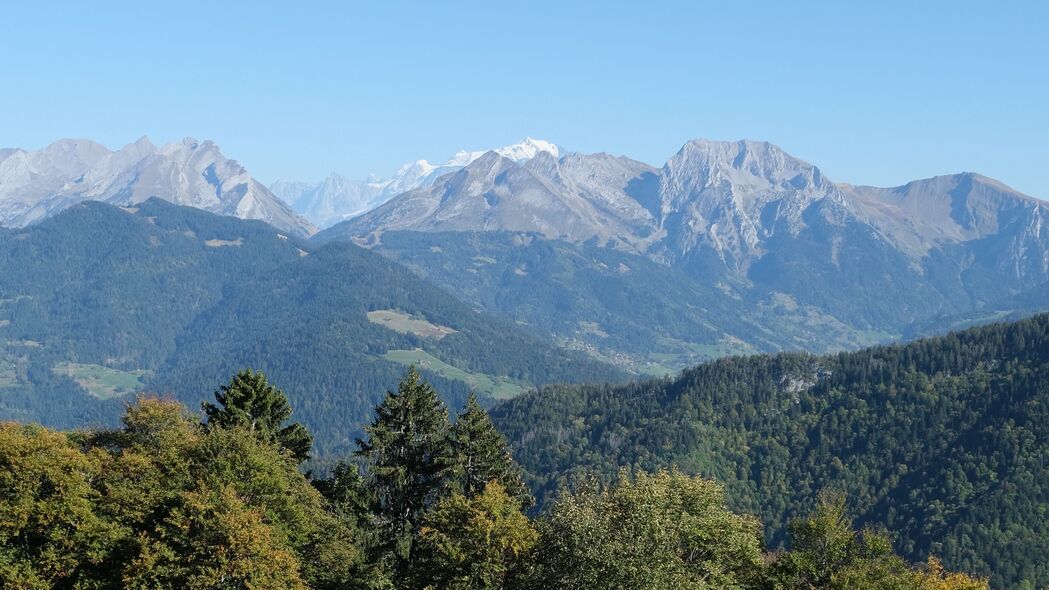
[664,139,828,198]
[0,137,314,236]
[273,138,562,228]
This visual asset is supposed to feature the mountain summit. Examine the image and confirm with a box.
[0,137,315,236]
[320,138,1049,340]
[271,138,561,228]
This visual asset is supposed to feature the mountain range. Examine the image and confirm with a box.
[332,139,1048,283]
[270,138,560,228]
[4,135,1046,372]
[317,139,1049,369]
[0,199,615,453]
[1,134,1047,587]
[0,137,315,236]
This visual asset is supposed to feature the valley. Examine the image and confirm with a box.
[0,135,1046,588]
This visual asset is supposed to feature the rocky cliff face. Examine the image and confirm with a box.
[0,137,315,236]
[323,138,1049,329]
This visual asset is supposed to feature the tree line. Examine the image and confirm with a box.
[491,313,1049,588]
[1,367,986,589]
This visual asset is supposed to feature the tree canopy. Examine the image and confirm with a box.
[0,368,990,589]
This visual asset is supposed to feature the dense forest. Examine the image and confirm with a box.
[0,368,986,589]
[0,199,617,453]
[339,230,899,372]
[490,314,1049,588]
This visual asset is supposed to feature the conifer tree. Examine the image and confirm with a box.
[354,366,456,574]
[453,393,532,506]
[313,461,372,527]
[202,369,313,462]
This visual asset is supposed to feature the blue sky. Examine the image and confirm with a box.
[2,1,1047,197]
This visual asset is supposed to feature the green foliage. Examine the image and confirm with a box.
[355,366,458,576]
[492,314,1049,588]
[0,368,989,590]
[527,469,765,590]
[123,484,309,590]
[0,200,621,454]
[766,492,989,590]
[415,482,538,590]
[313,460,373,527]
[204,368,313,461]
[0,395,373,589]
[0,423,113,589]
[766,492,912,589]
[453,393,531,506]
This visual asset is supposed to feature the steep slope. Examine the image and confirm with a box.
[324,138,1049,350]
[903,278,1049,338]
[0,137,315,236]
[323,149,661,250]
[0,199,618,453]
[490,314,1049,589]
[355,230,892,373]
[272,138,560,228]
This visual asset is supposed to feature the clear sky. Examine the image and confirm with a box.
[2,1,1047,197]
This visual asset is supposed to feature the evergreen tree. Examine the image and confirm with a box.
[453,393,532,506]
[354,366,457,575]
[203,368,313,462]
[313,461,373,527]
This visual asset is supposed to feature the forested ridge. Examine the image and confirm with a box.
[0,199,617,453]
[490,314,1049,588]
[0,368,987,589]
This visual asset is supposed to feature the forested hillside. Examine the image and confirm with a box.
[0,368,986,589]
[490,315,1049,588]
[0,199,617,453]
[342,230,890,373]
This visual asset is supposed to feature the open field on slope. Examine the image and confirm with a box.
[367,309,458,339]
[51,362,151,399]
[383,348,524,399]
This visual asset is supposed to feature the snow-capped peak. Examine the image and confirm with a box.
[495,137,560,162]
[447,137,560,167]
[277,138,562,228]
[396,159,438,177]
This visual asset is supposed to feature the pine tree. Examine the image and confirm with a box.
[453,393,532,506]
[202,368,313,462]
[313,461,372,527]
[354,366,456,574]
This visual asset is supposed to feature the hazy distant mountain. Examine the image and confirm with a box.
[320,138,1049,360]
[0,137,315,236]
[272,138,560,228]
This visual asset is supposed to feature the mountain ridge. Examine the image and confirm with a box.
[315,137,1049,368]
[0,198,619,453]
[0,136,316,236]
[490,312,1049,588]
[271,137,562,228]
